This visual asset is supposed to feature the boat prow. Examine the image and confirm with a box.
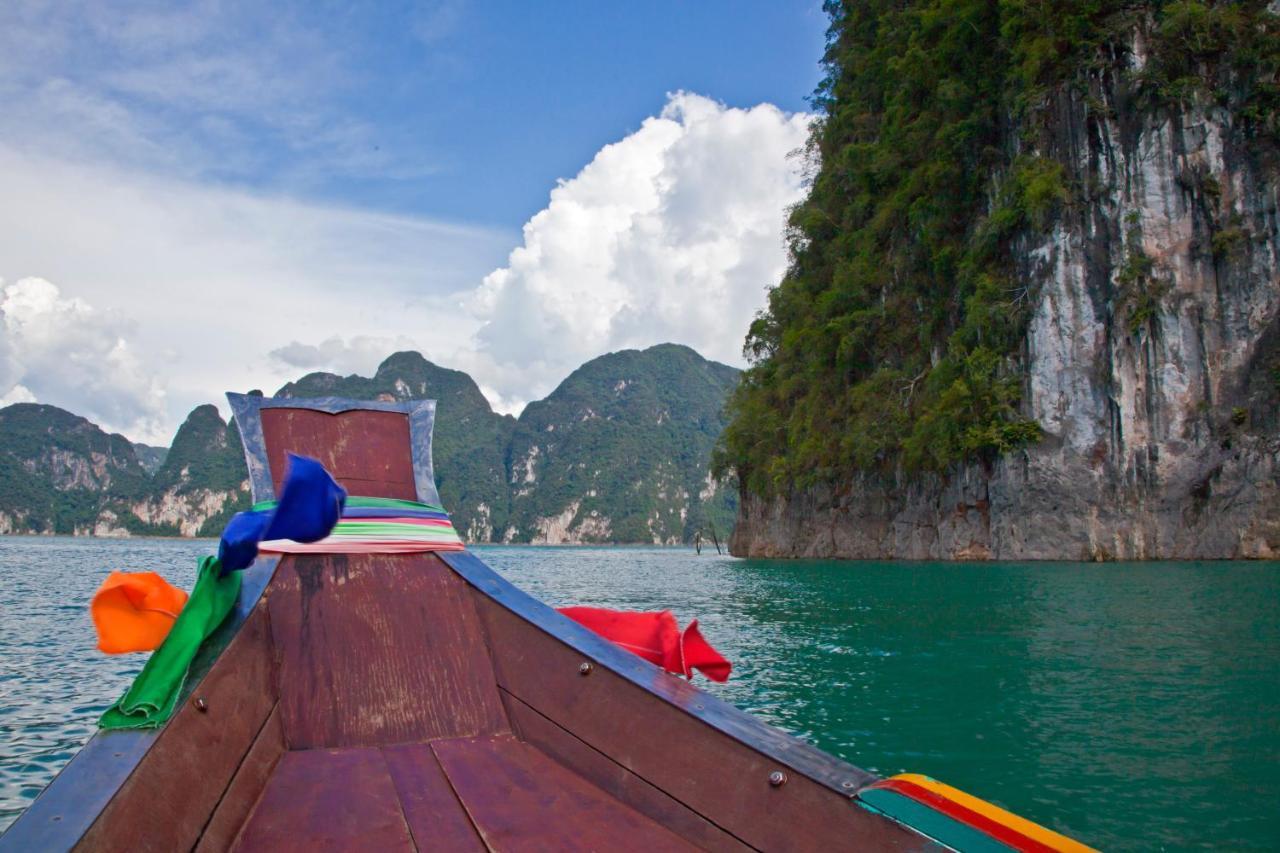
[1,395,1090,851]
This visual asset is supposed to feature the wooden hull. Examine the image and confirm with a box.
[1,397,942,851]
[4,548,936,851]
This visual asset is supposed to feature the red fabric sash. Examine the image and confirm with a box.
[557,606,731,682]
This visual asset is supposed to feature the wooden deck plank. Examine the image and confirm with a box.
[267,553,509,749]
[382,742,485,851]
[75,605,277,852]
[233,748,414,853]
[195,706,285,853]
[432,733,698,853]
[501,691,754,852]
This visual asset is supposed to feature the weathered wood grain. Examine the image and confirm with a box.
[433,733,698,852]
[382,742,485,850]
[195,706,285,853]
[473,597,931,852]
[501,690,753,852]
[440,550,879,795]
[259,407,417,499]
[74,605,277,852]
[232,748,414,852]
[267,553,509,749]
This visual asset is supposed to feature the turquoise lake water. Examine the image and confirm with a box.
[1,536,1277,849]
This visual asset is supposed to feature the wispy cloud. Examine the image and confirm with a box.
[269,335,422,376]
[0,278,166,439]
[0,5,811,443]
[0,144,511,442]
[0,0,437,189]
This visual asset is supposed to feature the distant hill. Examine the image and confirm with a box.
[0,345,739,544]
[0,404,151,535]
[133,403,253,537]
[131,443,168,475]
[506,344,738,544]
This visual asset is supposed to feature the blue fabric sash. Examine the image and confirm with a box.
[218,454,347,575]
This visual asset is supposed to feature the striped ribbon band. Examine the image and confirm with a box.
[256,496,465,555]
[251,496,450,514]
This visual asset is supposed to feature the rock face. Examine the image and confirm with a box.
[0,404,152,534]
[0,402,249,537]
[283,346,738,545]
[733,27,1280,561]
[131,404,251,537]
[503,344,739,544]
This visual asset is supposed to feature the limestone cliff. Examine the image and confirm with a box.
[730,7,1280,560]
[113,404,251,537]
[503,344,738,545]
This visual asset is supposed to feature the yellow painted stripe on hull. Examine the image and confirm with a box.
[889,774,1097,853]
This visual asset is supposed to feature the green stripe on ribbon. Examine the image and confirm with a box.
[251,495,447,513]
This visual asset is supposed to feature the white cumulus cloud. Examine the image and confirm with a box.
[0,278,166,440]
[466,92,811,406]
[0,91,810,439]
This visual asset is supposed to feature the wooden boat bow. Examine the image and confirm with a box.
[1,395,1090,852]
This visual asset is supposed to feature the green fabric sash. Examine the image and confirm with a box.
[99,556,242,730]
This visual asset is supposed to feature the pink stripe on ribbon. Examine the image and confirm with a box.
[258,539,466,555]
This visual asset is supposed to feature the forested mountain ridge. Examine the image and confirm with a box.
[0,345,738,544]
[0,402,254,537]
[0,404,152,535]
[505,344,738,544]
[720,0,1280,560]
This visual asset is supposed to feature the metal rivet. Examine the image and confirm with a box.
[578,662,593,676]
[841,781,856,789]
[193,697,208,713]
[769,771,788,787]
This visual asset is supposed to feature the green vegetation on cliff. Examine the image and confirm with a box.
[148,404,252,536]
[506,344,739,543]
[280,346,738,543]
[153,404,248,496]
[0,404,154,534]
[717,0,1279,496]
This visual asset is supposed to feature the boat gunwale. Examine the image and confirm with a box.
[233,392,884,800]
[440,548,882,799]
[0,555,279,850]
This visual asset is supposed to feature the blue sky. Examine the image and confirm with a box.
[0,1,828,441]
[293,2,829,225]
